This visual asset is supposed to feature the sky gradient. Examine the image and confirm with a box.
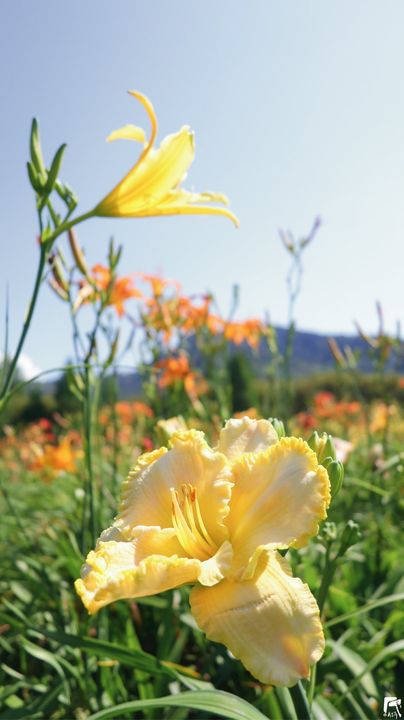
[1,0,404,374]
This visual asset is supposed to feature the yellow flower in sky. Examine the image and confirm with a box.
[93,91,239,226]
[75,417,330,686]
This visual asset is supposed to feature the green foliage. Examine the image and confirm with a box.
[227,353,257,412]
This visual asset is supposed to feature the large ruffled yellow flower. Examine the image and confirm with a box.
[93,91,239,226]
[75,417,330,687]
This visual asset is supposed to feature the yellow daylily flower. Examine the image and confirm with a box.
[75,417,330,687]
[93,91,239,226]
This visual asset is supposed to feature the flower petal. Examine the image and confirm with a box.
[190,550,324,687]
[198,540,233,587]
[216,417,278,461]
[226,437,330,571]
[135,188,239,226]
[107,124,147,144]
[115,431,233,550]
[96,127,195,216]
[75,528,200,614]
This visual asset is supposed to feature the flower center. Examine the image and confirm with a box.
[170,483,217,561]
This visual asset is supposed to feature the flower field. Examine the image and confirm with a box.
[0,89,403,720]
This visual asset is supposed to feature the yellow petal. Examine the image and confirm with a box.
[107,124,147,144]
[95,127,195,216]
[216,417,278,461]
[190,549,324,687]
[198,540,233,587]
[226,437,330,572]
[75,528,200,614]
[135,188,240,227]
[115,431,233,551]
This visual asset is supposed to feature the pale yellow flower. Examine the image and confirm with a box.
[75,417,330,687]
[93,91,239,226]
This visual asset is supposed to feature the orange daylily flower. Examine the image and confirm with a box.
[75,264,142,316]
[29,433,82,479]
[92,264,142,316]
[156,355,191,387]
[224,319,263,348]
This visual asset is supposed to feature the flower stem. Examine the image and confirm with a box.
[0,243,47,409]
[0,209,95,416]
[290,681,312,720]
[82,365,97,550]
[307,544,338,706]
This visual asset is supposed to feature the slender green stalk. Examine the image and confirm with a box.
[82,365,97,550]
[0,473,30,544]
[0,244,47,407]
[307,544,338,706]
[289,681,312,720]
[0,208,95,415]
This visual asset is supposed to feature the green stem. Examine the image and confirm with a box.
[0,208,95,414]
[0,244,47,407]
[51,209,95,243]
[289,681,312,720]
[82,365,97,550]
[307,545,338,706]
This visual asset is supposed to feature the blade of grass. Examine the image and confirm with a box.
[86,690,269,720]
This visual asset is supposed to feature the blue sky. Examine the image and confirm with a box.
[1,0,404,374]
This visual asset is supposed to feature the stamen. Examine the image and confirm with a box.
[170,485,217,560]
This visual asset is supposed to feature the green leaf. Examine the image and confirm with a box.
[325,592,404,628]
[326,640,378,697]
[312,696,344,720]
[33,628,178,679]
[87,690,269,720]
[345,639,404,696]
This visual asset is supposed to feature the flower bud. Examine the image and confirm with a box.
[157,416,188,443]
[327,459,344,498]
[269,417,286,439]
[44,143,66,195]
[48,278,68,302]
[26,161,43,194]
[308,431,336,464]
[29,118,47,181]
[328,338,346,368]
[49,255,69,295]
[338,520,361,556]
[68,229,89,277]
[321,521,337,543]
[105,330,120,368]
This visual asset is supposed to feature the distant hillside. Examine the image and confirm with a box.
[39,326,403,398]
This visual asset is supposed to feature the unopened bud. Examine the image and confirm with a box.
[344,345,358,369]
[29,118,47,182]
[327,459,344,498]
[321,521,337,543]
[48,278,68,302]
[354,322,378,349]
[105,330,120,367]
[338,520,361,556]
[269,417,286,439]
[68,229,89,276]
[328,338,346,367]
[44,143,66,195]
[308,431,336,464]
[49,255,69,295]
[157,416,188,444]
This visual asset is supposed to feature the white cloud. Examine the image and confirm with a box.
[0,352,42,381]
